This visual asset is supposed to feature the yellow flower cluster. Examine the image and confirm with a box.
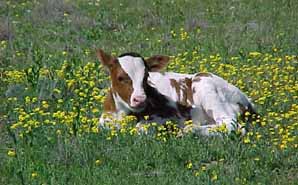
[4,70,26,83]
[6,62,108,137]
[3,49,298,151]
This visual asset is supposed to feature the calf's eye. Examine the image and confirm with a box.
[118,76,130,83]
[118,76,124,81]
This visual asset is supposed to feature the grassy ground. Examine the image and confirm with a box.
[1,0,298,184]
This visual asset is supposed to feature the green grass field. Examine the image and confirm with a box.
[1,0,298,184]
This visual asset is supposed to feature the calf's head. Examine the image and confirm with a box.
[96,49,170,112]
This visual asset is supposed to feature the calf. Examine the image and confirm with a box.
[96,49,257,136]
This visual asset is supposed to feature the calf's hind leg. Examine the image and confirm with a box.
[191,80,244,136]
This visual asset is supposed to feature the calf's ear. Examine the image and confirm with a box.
[96,49,116,69]
[145,55,170,72]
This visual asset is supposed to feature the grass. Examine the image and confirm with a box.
[1,0,298,184]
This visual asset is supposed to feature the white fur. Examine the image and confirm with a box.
[191,74,249,135]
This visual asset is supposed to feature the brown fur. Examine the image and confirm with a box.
[192,72,212,82]
[169,78,194,107]
[184,78,194,105]
[170,79,181,102]
[103,89,116,112]
[109,63,133,105]
[146,55,170,72]
[96,49,134,106]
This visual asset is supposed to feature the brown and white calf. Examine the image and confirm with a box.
[96,49,257,136]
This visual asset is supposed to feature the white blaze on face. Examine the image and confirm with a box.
[118,56,147,108]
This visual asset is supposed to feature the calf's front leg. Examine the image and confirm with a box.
[98,89,126,129]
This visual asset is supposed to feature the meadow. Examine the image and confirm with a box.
[1,0,298,184]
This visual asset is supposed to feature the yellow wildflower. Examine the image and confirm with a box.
[211,171,218,181]
[186,161,193,169]
[7,150,16,157]
[31,172,38,178]
[95,160,102,166]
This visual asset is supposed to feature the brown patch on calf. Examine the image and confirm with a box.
[145,55,170,72]
[193,72,212,82]
[184,78,194,105]
[169,78,192,120]
[110,63,133,105]
[170,78,194,107]
[103,89,116,112]
[170,79,181,101]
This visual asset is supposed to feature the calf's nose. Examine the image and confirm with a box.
[131,95,146,107]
